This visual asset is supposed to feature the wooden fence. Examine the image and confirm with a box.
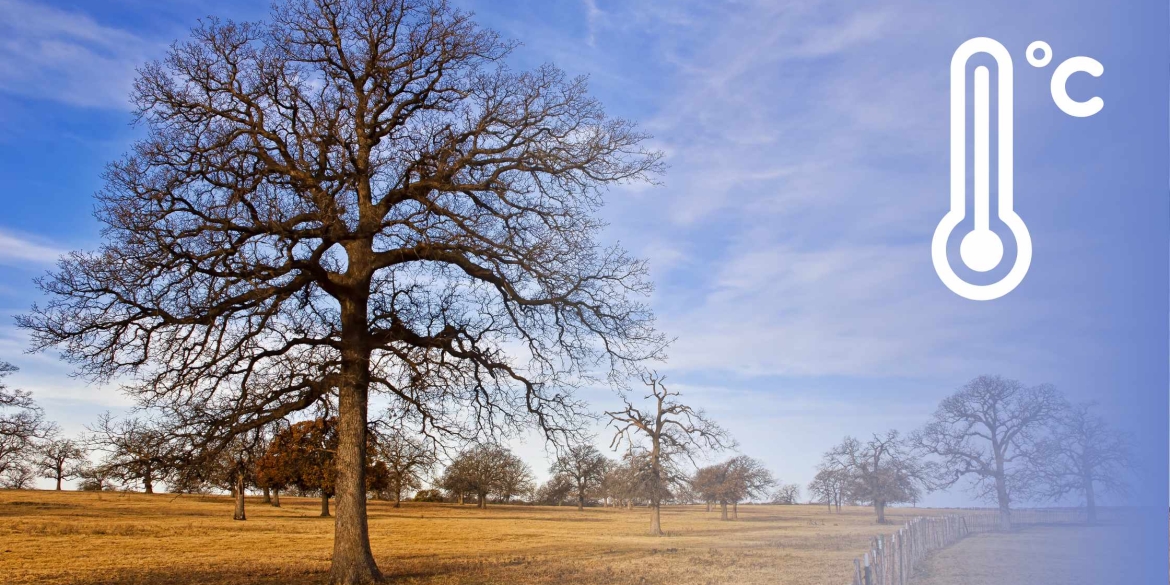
[845,508,1095,585]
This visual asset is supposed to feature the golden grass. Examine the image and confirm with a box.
[1,489,960,585]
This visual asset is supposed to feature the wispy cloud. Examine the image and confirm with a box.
[0,228,66,265]
[0,0,154,108]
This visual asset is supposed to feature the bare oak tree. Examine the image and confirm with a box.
[0,362,53,487]
[694,455,775,520]
[1025,401,1132,524]
[35,435,88,490]
[771,483,801,505]
[607,373,731,535]
[439,444,531,507]
[912,375,1062,529]
[550,443,609,510]
[372,427,436,507]
[807,466,846,513]
[823,431,929,524]
[17,1,663,581]
[87,413,176,494]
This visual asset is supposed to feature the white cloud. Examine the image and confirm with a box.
[0,0,154,108]
[0,228,66,265]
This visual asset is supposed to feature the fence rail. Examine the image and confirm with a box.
[846,508,1096,585]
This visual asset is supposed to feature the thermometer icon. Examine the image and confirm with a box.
[932,37,1103,301]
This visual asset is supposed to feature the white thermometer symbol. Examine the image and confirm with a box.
[932,37,1103,301]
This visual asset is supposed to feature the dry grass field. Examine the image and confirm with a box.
[0,489,961,585]
[908,523,1141,585]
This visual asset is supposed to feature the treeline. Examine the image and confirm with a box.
[1,365,1131,533]
[807,375,1132,527]
[1,365,808,532]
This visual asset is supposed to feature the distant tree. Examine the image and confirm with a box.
[807,466,847,513]
[496,452,535,503]
[913,375,1063,529]
[216,431,268,520]
[2,462,37,489]
[373,429,437,507]
[535,474,575,506]
[1025,402,1132,524]
[0,362,53,487]
[771,483,801,505]
[257,418,338,516]
[723,456,776,518]
[35,436,88,490]
[87,413,176,494]
[607,373,732,535]
[691,464,722,512]
[77,465,116,491]
[598,455,644,508]
[550,444,610,510]
[824,431,930,524]
[440,445,532,507]
[696,456,775,520]
[412,489,445,503]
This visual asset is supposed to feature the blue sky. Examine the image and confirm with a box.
[0,0,1164,533]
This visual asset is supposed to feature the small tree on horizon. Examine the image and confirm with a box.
[824,431,930,524]
[35,435,88,491]
[1,362,54,488]
[372,428,437,508]
[550,443,610,510]
[87,413,176,494]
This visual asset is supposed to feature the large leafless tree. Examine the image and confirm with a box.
[1025,401,1132,524]
[17,1,663,582]
[607,373,730,535]
[912,375,1063,529]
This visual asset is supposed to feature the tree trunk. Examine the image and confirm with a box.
[720,500,728,521]
[272,488,281,507]
[143,474,154,494]
[875,500,886,524]
[825,499,831,512]
[55,475,63,491]
[477,492,487,508]
[649,501,662,535]
[458,492,464,505]
[706,501,711,513]
[994,473,1012,530]
[328,298,382,585]
[732,501,738,520]
[234,475,247,521]
[394,488,402,509]
[1084,475,1097,525]
[321,493,331,517]
[262,486,271,504]
[578,491,585,511]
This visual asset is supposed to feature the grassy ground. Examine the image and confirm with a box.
[908,523,1142,585]
[1,490,959,585]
